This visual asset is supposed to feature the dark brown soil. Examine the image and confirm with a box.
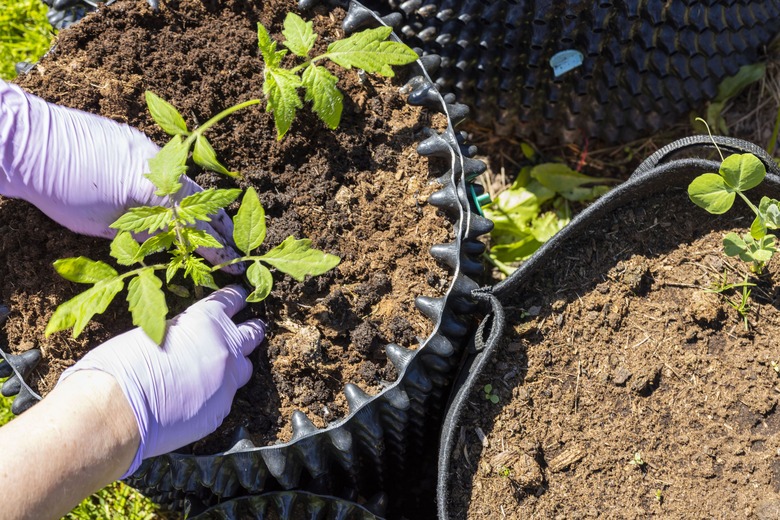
[3,0,453,449]
[450,187,780,518]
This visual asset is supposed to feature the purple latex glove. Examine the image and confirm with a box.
[0,79,241,272]
[58,285,265,478]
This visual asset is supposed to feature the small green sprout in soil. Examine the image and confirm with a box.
[706,270,755,330]
[771,360,780,376]
[497,466,511,478]
[483,384,499,404]
[257,12,418,139]
[688,125,778,275]
[628,452,647,472]
[46,93,340,344]
[654,488,664,506]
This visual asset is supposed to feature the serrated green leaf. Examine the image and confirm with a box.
[258,22,287,68]
[179,188,242,224]
[135,231,175,260]
[110,206,172,234]
[127,269,168,344]
[110,232,142,266]
[183,256,218,289]
[166,254,185,284]
[193,135,239,178]
[281,12,317,57]
[183,228,224,249]
[260,236,340,282]
[719,153,766,192]
[246,262,273,302]
[302,64,343,129]
[45,278,124,338]
[324,26,418,77]
[233,187,266,255]
[53,257,118,284]
[688,173,735,214]
[146,135,189,196]
[264,67,303,139]
[145,91,190,136]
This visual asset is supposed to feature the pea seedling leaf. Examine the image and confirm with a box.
[264,67,303,139]
[246,262,273,302]
[301,64,343,130]
[282,12,317,57]
[688,173,735,214]
[111,232,142,266]
[145,91,190,136]
[324,26,418,77]
[127,269,168,344]
[45,278,124,338]
[53,257,118,284]
[179,188,241,224]
[260,236,340,282]
[146,135,188,197]
[720,153,766,192]
[111,206,172,234]
[233,187,266,255]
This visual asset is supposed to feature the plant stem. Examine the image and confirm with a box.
[210,255,268,272]
[737,190,760,215]
[185,99,262,145]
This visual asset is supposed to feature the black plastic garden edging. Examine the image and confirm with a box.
[117,3,493,518]
[39,0,780,144]
[436,134,780,518]
[0,305,42,415]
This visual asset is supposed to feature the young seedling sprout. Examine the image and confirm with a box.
[688,119,778,275]
[258,12,418,139]
[46,93,340,345]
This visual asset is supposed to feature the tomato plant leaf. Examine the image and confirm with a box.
[260,236,340,282]
[183,228,224,249]
[127,269,168,344]
[324,26,418,77]
[145,91,190,136]
[257,21,287,68]
[282,12,317,57]
[193,135,240,178]
[302,64,343,130]
[53,257,118,284]
[264,67,303,139]
[45,278,124,338]
[688,173,735,214]
[184,256,218,289]
[146,135,189,197]
[179,188,241,224]
[135,231,175,260]
[246,262,273,302]
[110,232,142,266]
[110,206,172,234]
[233,187,266,255]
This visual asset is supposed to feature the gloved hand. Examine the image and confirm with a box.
[0,79,241,273]
[58,285,266,478]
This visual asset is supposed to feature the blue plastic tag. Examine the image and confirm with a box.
[550,50,584,78]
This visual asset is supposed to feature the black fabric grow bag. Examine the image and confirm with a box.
[436,134,780,518]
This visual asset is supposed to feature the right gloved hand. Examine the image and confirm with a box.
[0,79,242,273]
[58,285,266,477]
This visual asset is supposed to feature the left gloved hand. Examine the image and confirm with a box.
[0,79,241,272]
[57,285,266,477]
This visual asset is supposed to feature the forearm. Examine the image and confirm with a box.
[0,370,139,520]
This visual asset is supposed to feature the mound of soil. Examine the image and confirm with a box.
[2,0,453,449]
[450,187,780,518]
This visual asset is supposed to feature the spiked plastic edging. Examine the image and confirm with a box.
[351,0,780,143]
[0,305,41,415]
[124,3,492,518]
